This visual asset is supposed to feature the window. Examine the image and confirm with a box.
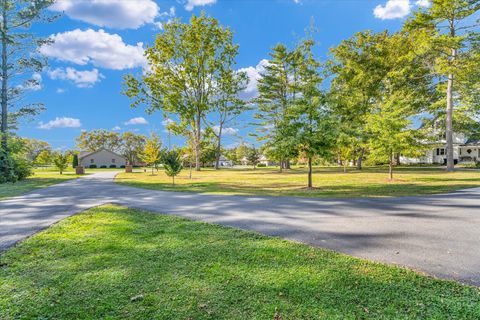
[112,159,115,163]
[90,159,94,163]
[436,148,445,156]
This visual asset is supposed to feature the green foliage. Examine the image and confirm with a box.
[34,149,52,167]
[53,153,69,175]
[161,149,183,185]
[121,132,147,165]
[0,148,33,183]
[142,134,162,175]
[72,154,79,168]
[0,0,55,149]
[123,13,243,171]
[246,147,260,169]
[76,130,122,153]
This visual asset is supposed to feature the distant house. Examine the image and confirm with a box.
[218,155,233,167]
[259,155,277,166]
[240,155,277,166]
[79,148,127,168]
[401,133,480,165]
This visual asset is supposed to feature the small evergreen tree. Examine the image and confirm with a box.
[161,149,183,186]
[0,149,17,183]
[53,152,69,174]
[72,154,79,168]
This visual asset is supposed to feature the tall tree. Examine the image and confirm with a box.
[121,132,147,166]
[76,130,122,153]
[366,32,435,180]
[208,68,248,169]
[406,0,480,171]
[255,44,300,172]
[124,13,241,171]
[293,39,335,188]
[327,31,391,170]
[0,0,54,150]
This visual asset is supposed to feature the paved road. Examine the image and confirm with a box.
[1,171,479,286]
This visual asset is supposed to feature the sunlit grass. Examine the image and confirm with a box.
[1,204,478,319]
[116,166,480,198]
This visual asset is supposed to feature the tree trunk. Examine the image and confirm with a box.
[214,125,222,170]
[279,159,283,173]
[446,70,455,171]
[285,160,291,170]
[389,152,393,181]
[172,175,175,186]
[195,112,201,171]
[357,148,364,170]
[307,156,312,188]
[189,161,192,179]
[151,165,154,176]
[1,3,8,151]
[343,159,347,173]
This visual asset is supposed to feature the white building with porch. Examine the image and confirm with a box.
[400,133,480,165]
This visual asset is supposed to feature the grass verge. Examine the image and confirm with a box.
[116,166,480,198]
[0,173,81,200]
[1,205,479,319]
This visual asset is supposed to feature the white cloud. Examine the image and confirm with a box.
[162,118,175,126]
[213,126,238,136]
[48,67,103,88]
[40,29,146,70]
[112,126,121,131]
[415,0,430,8]
[238,59,269,98]
[125,117,148,125]
[374,0,411,20]
[56,88,66,94]
[38,117,82,130]
[154,6,176,30]
[50,0,160,29]
[185,0,216,11]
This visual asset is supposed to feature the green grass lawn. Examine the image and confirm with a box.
[0,172,82,200]
[116,166,480,198]
[1,205,478,319]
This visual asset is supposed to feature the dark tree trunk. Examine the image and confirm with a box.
[195,111,201,171]
[389,152,393,181]
[357,148,364,170]
[307,156,312,188]
[214,125,222,170]
[1,3,8,151]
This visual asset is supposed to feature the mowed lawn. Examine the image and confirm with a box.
[0,172,82,200]
[115,166,480,198]
[1,205,478,319]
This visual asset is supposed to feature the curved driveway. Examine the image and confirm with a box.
[1,171,479,286]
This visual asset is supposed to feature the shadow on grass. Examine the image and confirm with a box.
[1,205,478,319]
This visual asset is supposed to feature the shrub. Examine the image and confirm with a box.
[120,165,126,168]
[0,150,33,183]
[13,157,33,180]
[257,163,267,167]
[109,165,117,168]
[72,154,78,168]
[89,164,97,169]
[100,165,107,168]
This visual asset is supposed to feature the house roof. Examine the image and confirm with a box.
[462,138,480,146]
[78,148,126,160]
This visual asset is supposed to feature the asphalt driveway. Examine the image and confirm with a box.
[1,171,479,286]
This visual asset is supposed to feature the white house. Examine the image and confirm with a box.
[218,155,233,167]
[240,155,277,166]
[401,133,480,165]
[79,148,127,168]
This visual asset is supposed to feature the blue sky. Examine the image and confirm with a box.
[20,0,429,150]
